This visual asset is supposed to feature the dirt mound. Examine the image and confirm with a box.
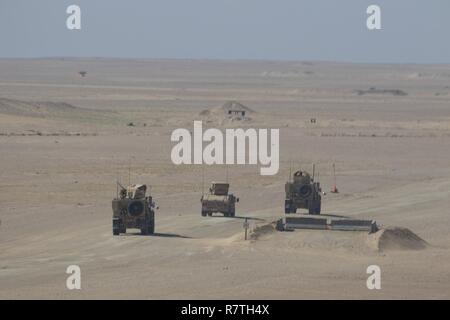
[249,222,276,240]
[199,101,255,123]
[221,221,276,244]
[368,227,428,251]
[245,223,428,254]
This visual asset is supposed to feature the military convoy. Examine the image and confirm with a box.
[110,166,326,236]
[284,170,322,215]
[109,163,380,235]
[112,183,157,236]
[200,182,239,217]
[110,168,321,236]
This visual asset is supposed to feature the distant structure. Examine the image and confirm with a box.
[198,100,255,122]
[228,109,246,117]
[78,71,87,77]
[221,101,254,121]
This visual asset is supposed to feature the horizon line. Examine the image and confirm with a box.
[1,56,450,66]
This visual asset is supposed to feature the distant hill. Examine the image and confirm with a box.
[0,97,112,122]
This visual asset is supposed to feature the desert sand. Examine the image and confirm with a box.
[0,58,450,299]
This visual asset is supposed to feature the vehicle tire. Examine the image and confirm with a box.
[230,208,235,217]
[208,212,213,217]
[284,200,292,214]
[314,201,321,215]
[308,201,320,215]
[141,227,148,235]
[113,219,120,235]
[148,220,155,234]
[201,210,207,217]
[284,203,289,214]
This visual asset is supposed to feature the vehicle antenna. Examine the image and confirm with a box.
[331,162,339,193]
[202,166,205,197]
[128,159,132,186]
[289,159,292,182]
[116,176,119,199]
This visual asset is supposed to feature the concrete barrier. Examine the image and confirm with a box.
[284,217,328,230]
[277,217,378,233]
[329,219,378,233]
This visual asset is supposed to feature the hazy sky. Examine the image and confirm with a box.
[0,0,449,63]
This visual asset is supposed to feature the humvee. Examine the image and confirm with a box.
[112,184,157,235]
[285,171,321,215]
[201,182,239,217]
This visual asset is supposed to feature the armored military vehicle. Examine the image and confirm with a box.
[285,170,321,215]
[201,182,239,217]
[112,183,157,235]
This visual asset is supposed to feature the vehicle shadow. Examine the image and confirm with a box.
[151,232,191,239]
[233,215,266,222]
[120,232,191,239]
[316,213,349,219]
[207,214,266,222]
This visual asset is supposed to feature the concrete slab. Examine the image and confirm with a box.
[329,219,378,233]
[277,216,378,233]
[284,217,328,230]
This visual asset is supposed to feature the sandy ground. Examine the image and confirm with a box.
[0,58,450,299]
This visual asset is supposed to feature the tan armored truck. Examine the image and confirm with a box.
[201,182,239,217]
[285,170,321,215]
[112,184,157,235]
